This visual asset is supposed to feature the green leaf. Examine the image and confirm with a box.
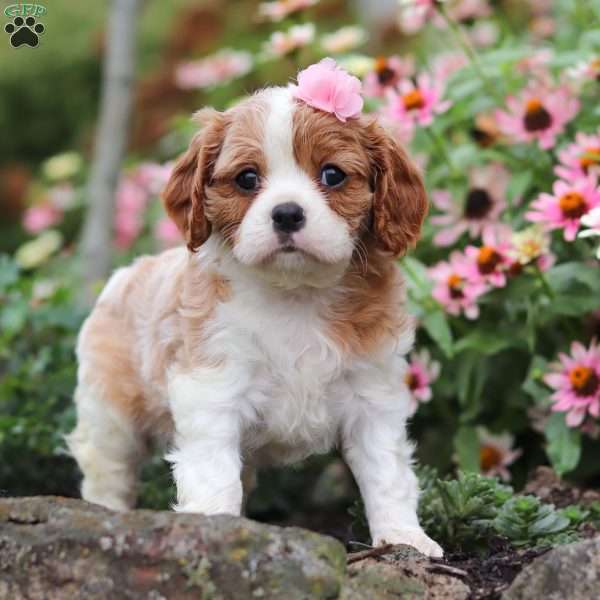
[422,310,454,357]
[506,170,532,204]
[454,330,524,355]
[544,413,582,477]
[547,263,600,294]
[454,426,480,473]
[0,255,19,291]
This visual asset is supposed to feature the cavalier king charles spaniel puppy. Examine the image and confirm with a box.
[68,60,442,557]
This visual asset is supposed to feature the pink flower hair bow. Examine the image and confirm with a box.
[291,58,364,122]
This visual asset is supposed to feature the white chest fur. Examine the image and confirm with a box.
[209,274,348,461]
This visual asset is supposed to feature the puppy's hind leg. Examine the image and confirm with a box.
[67,383,147,511]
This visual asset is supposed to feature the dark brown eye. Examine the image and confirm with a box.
[320,165,346,188]
[235,169,259,191]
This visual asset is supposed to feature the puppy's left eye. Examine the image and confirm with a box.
[320,165,346,188]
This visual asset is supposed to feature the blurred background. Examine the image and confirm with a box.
[1,0,599,543]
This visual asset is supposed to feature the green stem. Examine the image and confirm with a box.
[424,126,458,176]
[534,263,554,299]
[435,3,500,102]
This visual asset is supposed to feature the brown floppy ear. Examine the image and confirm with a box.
[163,108,226,251]
[366,120,428,256]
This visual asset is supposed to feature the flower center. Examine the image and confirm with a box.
[480,445,503,471]
[523,98,552,132]
[375,56,396,85]
[477,246,501,274]
[579,147,600,172]
[405,372,419,391]
[447,273,464,299]
[569,366,599,397]
[402,89,425,111]
[464,187,493,220]
[559,192,587,219]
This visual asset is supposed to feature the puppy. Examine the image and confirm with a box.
[67,80,442,557]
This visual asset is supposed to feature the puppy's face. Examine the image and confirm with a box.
[164,87,427,285]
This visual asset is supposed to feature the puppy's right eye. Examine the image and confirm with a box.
[235,169,259,192]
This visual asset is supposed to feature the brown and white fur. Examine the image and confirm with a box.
[67,86,442,557]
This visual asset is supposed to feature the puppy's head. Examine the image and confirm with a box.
[163,87,427,286]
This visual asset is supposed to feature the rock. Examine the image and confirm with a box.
[343,546,470,600]
[503,538,600,600]
[0,496,468,599]
[0,496,345,600]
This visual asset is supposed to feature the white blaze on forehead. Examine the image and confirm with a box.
[263,87,297,176]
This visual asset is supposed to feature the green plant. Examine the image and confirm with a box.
[493,496,576,547]
[419,471,512,553]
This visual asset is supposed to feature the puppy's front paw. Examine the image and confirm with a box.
[373,528,443,558]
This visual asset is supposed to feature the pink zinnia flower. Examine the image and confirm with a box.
[477,427,522,482]
[429,251,488,319]
[175,50,252,90]
[463,226,512,288]
[385,73,451,127]
[155,217,182,248]
[555,131,600,182]
[291,58,363,122]
[526,175,600,242]
[405,348,440,415]
[495,84,580,150]
[22,203,63,234]
[258,0,318,22]
[363,55,414,98]
[430,163,508,246]
[544,340,600,427]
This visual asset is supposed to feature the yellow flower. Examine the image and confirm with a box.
[15,230,63,269]
[42,152,83,182]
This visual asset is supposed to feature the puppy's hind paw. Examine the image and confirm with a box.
[373,528,443,558]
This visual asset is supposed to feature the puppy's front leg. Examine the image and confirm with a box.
[341,380,443,558]
[166,370,244,516]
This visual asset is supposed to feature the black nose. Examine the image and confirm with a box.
[271,202,305,233]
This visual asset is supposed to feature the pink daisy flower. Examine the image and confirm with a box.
[463,226,512,288]
[405,348,441,415]
[431,51,468,83]
[385,73,451,127]
[496,84,580,150]
[363,55,414,99]
[526,175,600,242]
[477,427,522,482]
[397,0,437,34]
[429,251,488,319]
[258,0,318,22]
[555,131,600,182]
[544,340,600,428]
[263,23,315,58]
[175,50,252,90]
[430,163,508,247]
